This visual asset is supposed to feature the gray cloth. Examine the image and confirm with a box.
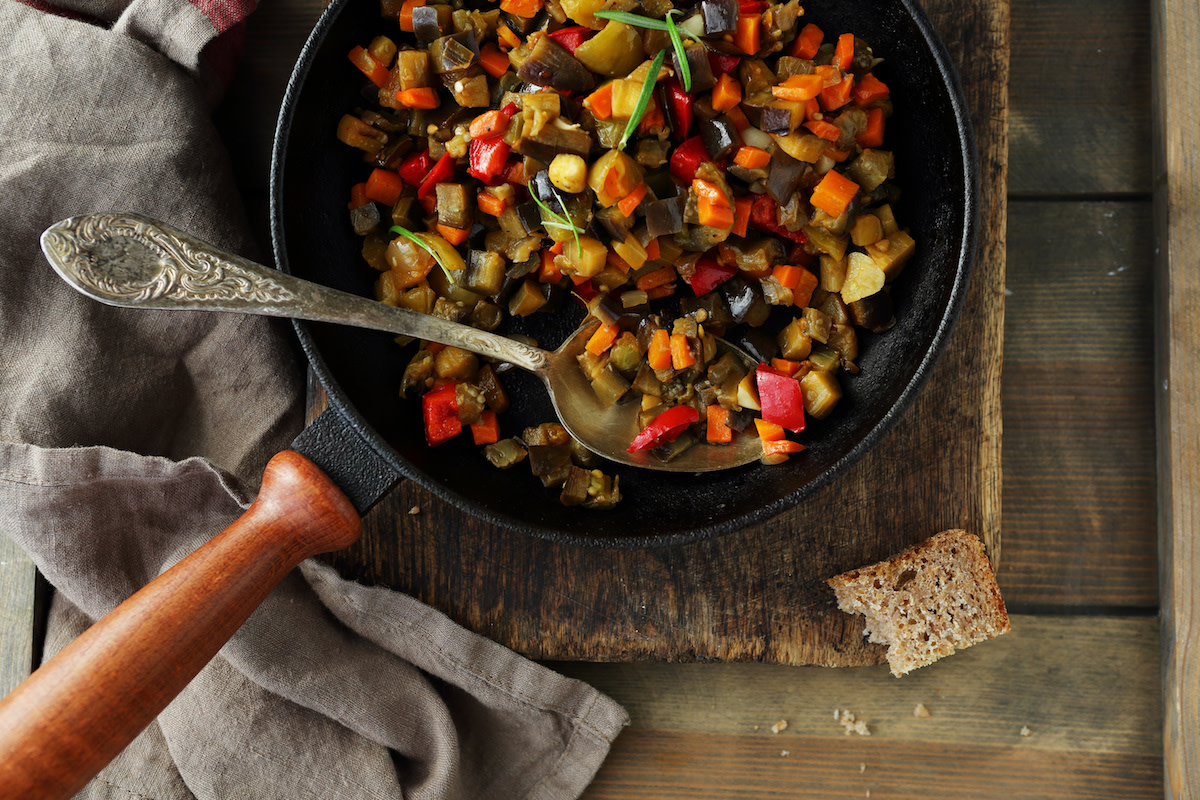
[0,2,627,798]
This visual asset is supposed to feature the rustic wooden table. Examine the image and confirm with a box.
[3,0,1197,796]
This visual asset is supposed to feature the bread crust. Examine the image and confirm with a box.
[827,530,1010,676]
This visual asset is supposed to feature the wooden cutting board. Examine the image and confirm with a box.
[314,0,1009,666]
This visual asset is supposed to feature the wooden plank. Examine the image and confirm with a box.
[1152,0,1200,796]
[1001,200,1157,609]
[554,615,1163,798]
[0,533,35,696]
[1008,0,1151,197]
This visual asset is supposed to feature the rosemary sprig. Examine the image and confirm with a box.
[619,47,667,151]
[665,10,691,92]
[529,187,583,256]
[389,225,455,284]
[593,9,702,41]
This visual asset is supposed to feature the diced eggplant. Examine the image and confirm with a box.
[412,4,452,43]
[700,0,738,34]
[483,438,527,468]
[429,31,478,73]
[465,249,507,296]
[734,326,778,362]
[529,169,569,214]
[528,444,573,487]
[560,465,593,505]
[699,116,742,162]
[721,277,771,326]
[517,32,595,93]
[643,195,685,238]
[474,363,510,413]
[679,40,717,92]
[514,118,593,162]
[349,202,381,236]
[848,290,896,333]
[435,183,473,230]
[764,148,809,204]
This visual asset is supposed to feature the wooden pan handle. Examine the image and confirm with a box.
[0,450,361,800]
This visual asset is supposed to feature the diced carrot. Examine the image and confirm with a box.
[398,0,425,31]
[772,263,803,290]
[550,239,565,255]
[809,169,860,218]
[792,264,818,306]
[348,182,370,210]
[348,46,391,88]
[645,284,675,299]
[733,146,771,170]
[470,410,501,445]
[802,97,821,121]
[772,73,825,102]
[497,23,521,50]
[583,82,613,121]
[364,168,405,206]
[770,358,801,376]
[670,331,696,370]
[820,75,853,111]
[636,265,678,291]
[537,248,563,283]
[823,145,851,162]
[857,106,886,147]
[419,193,437,215]
[833,32,855,71]
[476,191,508,217]
[754,417,786,441]
[502,159,526,186]
[478,44,511,78]
[606,248,632,273]
[692,178,726,206]
[647,328,672,370]
[804,118,842,141]
[436,223,470,245]
[788,22,824,59]
[733,13,761,56]
[499,0,542,18]
[732,195,753,238]
[395,87,440,109]
[469,109,509,139]
[706,404,733,443]
[761,436,805,463]
[711,73,742,112]
[644,237,661,260]
[698,195,735,230]
[617,183,648,217]
[638,101,665,134]
[852,72,890,106]
[724,104,751,131]
[586,322,621,356]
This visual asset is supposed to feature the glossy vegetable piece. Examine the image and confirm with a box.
[756,363,805,432]
[517,32,596,93]
[627,404,700,452]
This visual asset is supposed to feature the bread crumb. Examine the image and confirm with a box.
[771,719,788,734]
[913,703,931,718]
[826,530,1011,676]
[780,750,790,757]
[408,505,421,515]
[1020,725,1031,737]
[837,709,871,736]
[859,763,867,773]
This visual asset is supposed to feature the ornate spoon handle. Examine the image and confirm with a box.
[40,212,548,373]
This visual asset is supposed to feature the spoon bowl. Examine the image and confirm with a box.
[40,212,764,472]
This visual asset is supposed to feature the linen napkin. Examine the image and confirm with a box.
[0,2,628,798]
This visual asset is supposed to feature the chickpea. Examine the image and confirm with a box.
[548,153,588,194]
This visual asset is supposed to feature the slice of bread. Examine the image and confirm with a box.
[827,530,1010,676]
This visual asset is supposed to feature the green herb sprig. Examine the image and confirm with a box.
[529,187,583,256]
[389,225,455,284]
[664,10,691,92]
[619,47,667,151]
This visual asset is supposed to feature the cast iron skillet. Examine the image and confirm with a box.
[271,0,977,547]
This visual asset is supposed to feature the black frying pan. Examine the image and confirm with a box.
[272,0,978,547]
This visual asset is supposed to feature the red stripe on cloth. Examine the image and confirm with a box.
[12,0,108,25]
[189,0,257,34]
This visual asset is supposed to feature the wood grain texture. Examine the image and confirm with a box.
[1008,0,1151,197]
[1152,0,1200,795]
[1000,200,1157,609]
[0,533,35,696]
[556,615,1162,798]
[0,452,360,800]
[316,0,1009,666]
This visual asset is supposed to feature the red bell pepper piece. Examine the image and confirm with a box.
[548,25,595,53]
[687,255,737,296]
[398,149,434,186]
[738,0,769,12]
[707,52,741,76]
[467,137,511,183]
[418,151,456,198]
[628,405,700,453]
[669,136,713,183]
[422,382,462,445]
[755,363,805,433]
[663,77,694,142]
[748,195,809,244]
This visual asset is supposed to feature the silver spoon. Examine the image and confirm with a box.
[40,212,764,472]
